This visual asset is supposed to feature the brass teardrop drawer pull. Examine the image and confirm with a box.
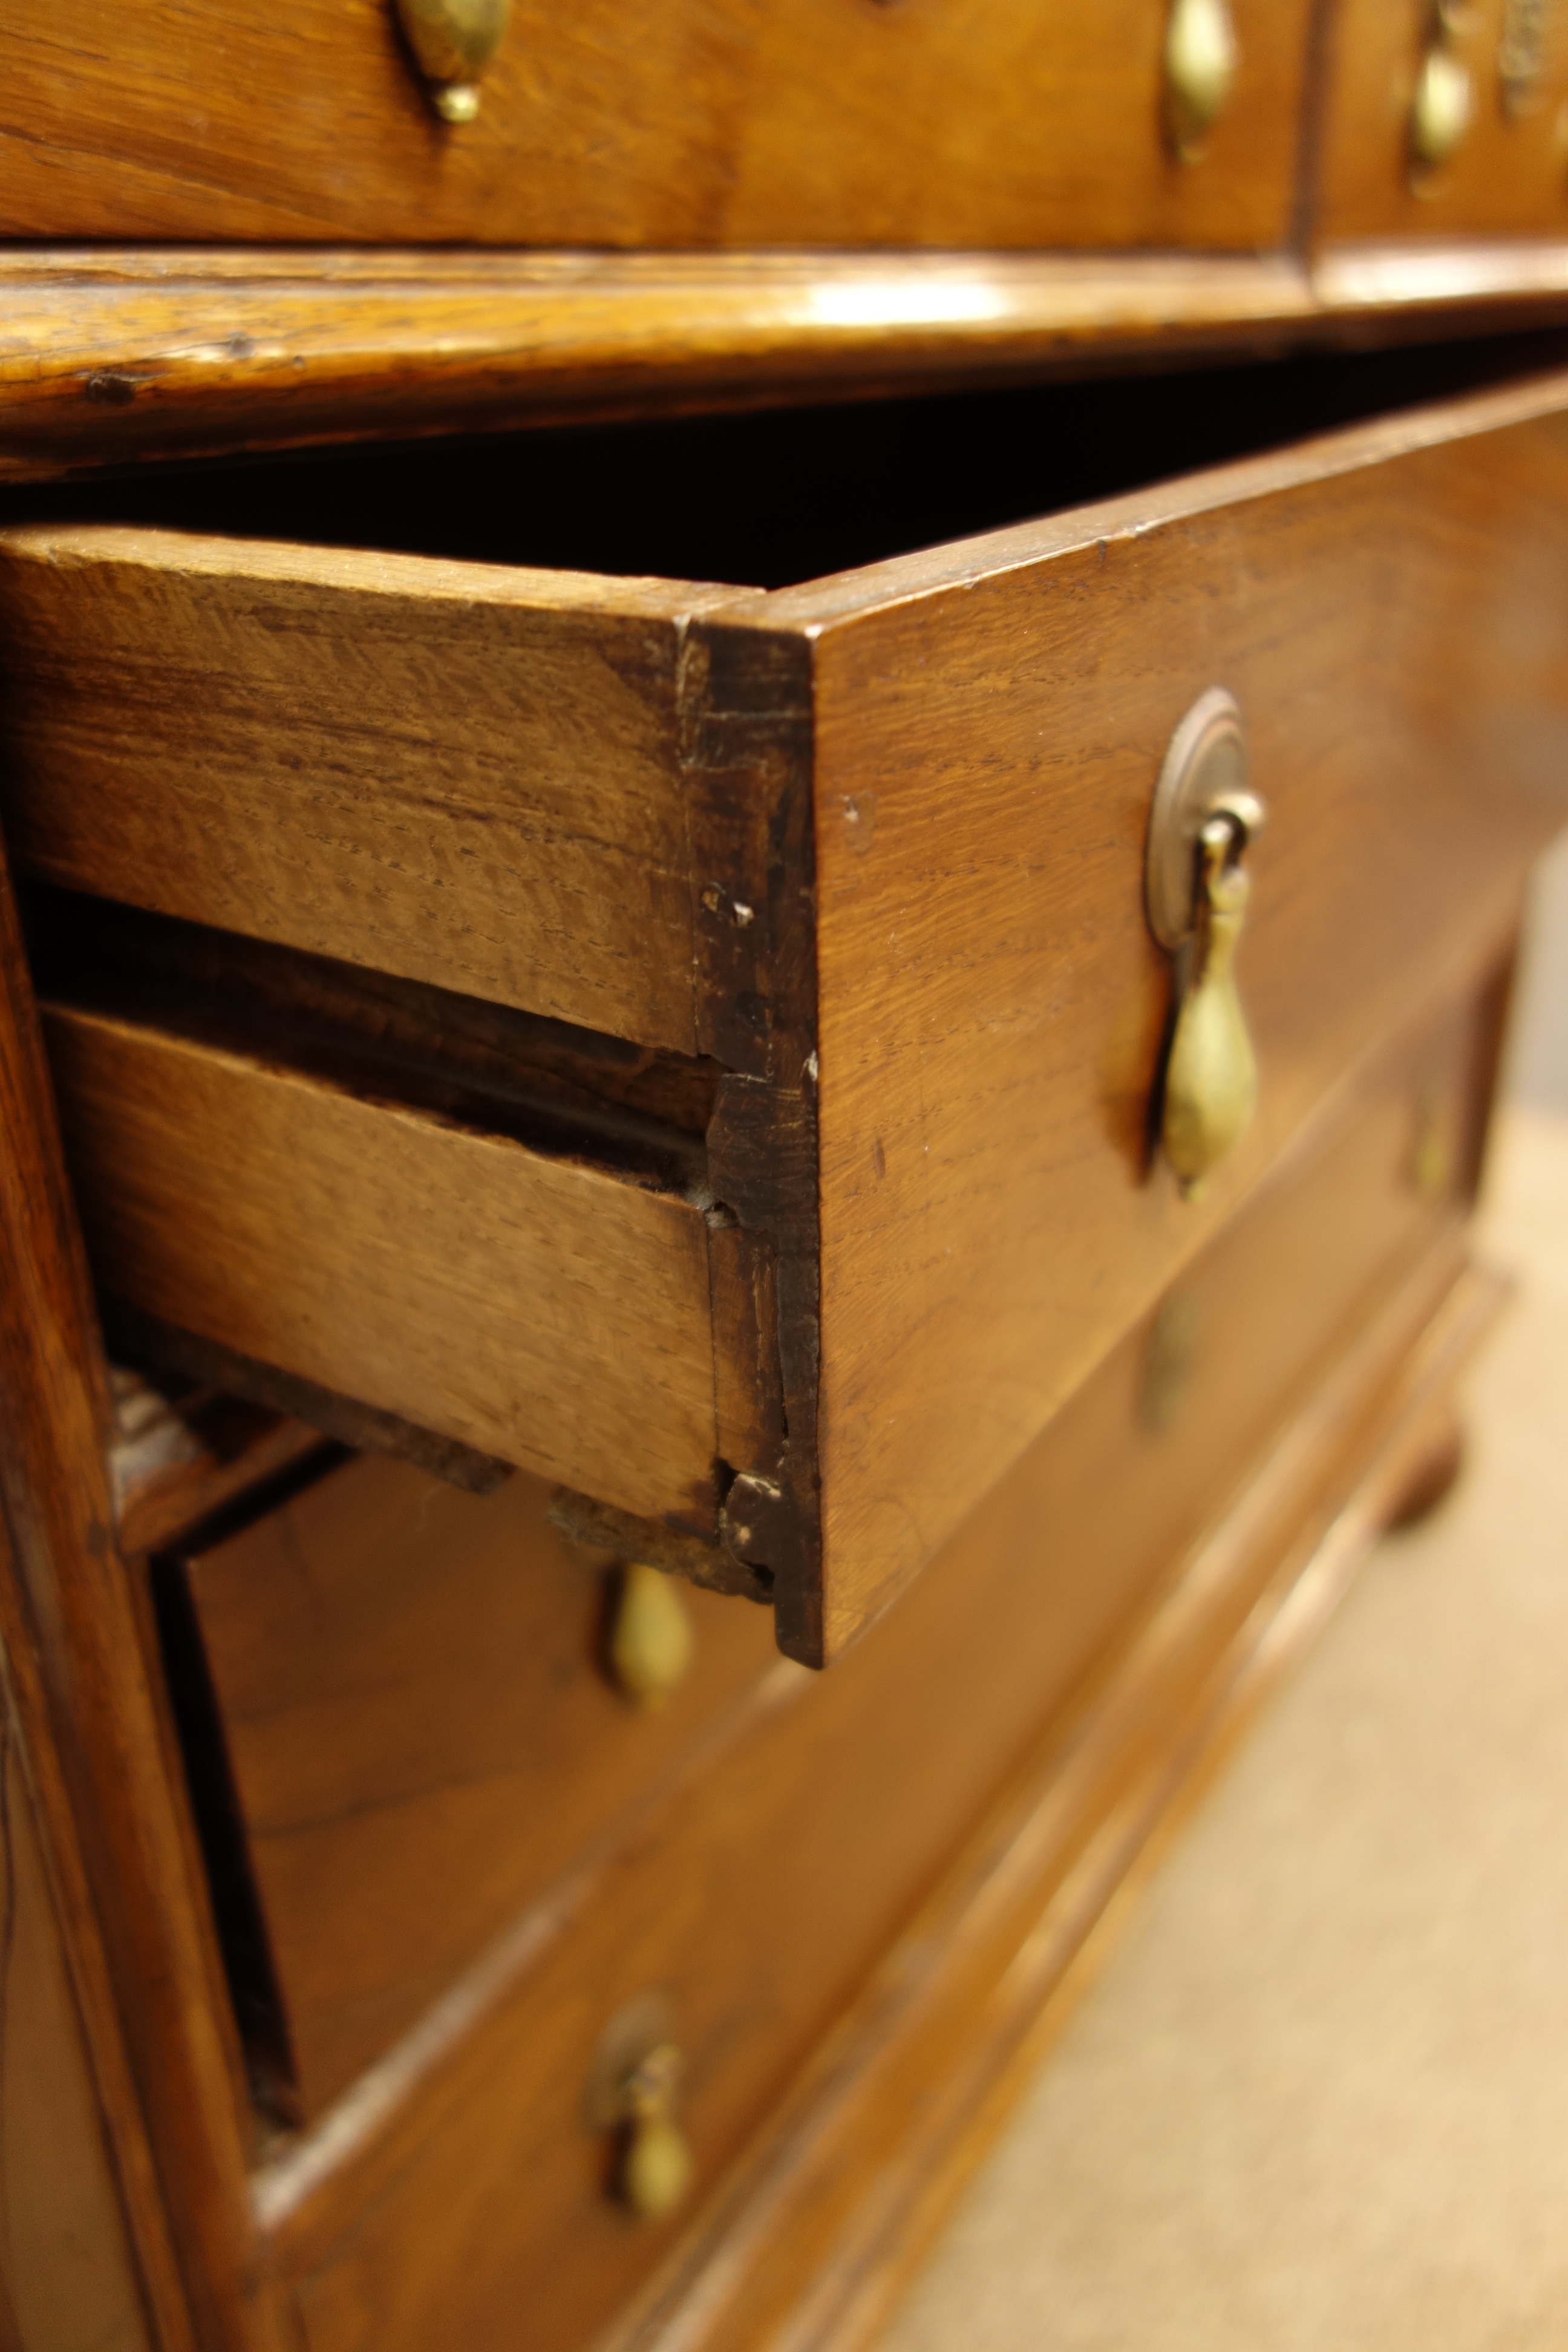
[1410,1,1476,178]
[393,0,510,122]
[1165,0,1240,162]
[609,1561,694,1708]
[1146,689,1267,1200]
[617,2041,694,2220]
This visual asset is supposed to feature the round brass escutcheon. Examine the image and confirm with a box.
[1145,687,1264,953]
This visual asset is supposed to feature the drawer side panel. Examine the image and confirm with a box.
[42,1007,719,1525]
[0,530,714,1056]
[1318,0,1568,244]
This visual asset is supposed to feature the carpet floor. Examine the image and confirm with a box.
[879,1105,1568,2352]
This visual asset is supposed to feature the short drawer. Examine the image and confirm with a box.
[4,361,1568,1665]
[161,1460,778,2121]
[0,2,1307,250]
[1319,0,1568,242]
[249,983,1491,2352]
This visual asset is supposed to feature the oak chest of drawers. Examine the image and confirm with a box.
[2,9,1566,2352]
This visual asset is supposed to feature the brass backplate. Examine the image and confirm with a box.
[1145,687,1262,952]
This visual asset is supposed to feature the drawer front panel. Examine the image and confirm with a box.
[0,3,1308,251]
[269,990,1483,2352]
[44,1005,719,1526]
[172,1460,779,2119]
[1319,0,1568,243]
[782,378,1568,1650]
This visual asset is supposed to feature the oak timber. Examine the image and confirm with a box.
[41,1005,721,1527]
[0,1,1310,250]
[25,889,719,1194]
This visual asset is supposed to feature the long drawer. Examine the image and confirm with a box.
[0,1,1308,250]
[238,979,1494,2352]
[161,1463,779,2122]
[1320,0,1568,244]
[4,362,1568,1665]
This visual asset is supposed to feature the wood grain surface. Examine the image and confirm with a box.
[175,1457,777,2119]
[255,1001,1481,2352]
[735,371,1568,1653]
[0,529,734,1056]
[42,1006,721,1526]
[1318,0,1568,244]
[0,840,278,2350]
[0,1666,152,2352]
[0,1,1309,250]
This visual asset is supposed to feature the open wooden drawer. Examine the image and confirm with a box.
[2,354,1567,1664]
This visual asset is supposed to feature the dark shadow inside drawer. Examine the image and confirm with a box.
[7,327,1568,590]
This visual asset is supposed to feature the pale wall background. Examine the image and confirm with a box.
[1508,826,1568,1112]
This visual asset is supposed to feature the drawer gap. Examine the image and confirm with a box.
[25,887,720,1201]
[8,332,1568,593]
[149,1526,324,2132]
